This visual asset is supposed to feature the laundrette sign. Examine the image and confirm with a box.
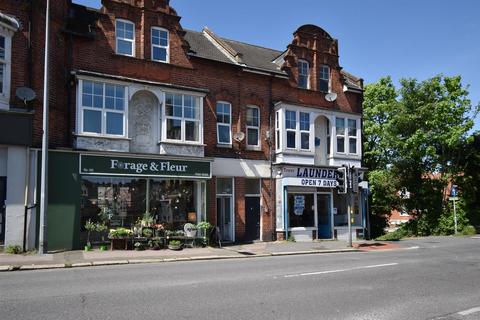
[80,155,211,178]
[282,166,338,188]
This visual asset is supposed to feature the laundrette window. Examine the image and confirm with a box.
[288,193,315,228]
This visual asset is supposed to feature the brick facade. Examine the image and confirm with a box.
[1,0,363,245]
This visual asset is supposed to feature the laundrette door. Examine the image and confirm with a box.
[0,177,6,244]
[317,193,332,239]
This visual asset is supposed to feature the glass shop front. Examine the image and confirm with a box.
[79,154,211,242]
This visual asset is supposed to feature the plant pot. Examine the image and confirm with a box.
[168,244,183,251]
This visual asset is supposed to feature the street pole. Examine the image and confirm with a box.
[39,0,50,255]
[453,199,458,235]
[347,166,352,247]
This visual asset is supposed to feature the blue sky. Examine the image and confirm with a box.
[75,0,480,132]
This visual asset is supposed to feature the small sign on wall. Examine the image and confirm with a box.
[294,195,305,216]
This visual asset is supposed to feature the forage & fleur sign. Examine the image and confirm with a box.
[80,154,211,178]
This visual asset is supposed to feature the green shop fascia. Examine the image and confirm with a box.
[43,151,212,251]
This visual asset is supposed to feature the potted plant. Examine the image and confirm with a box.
[140,212,154,227]
[84,219,96,251]
[197,221,212,246]
[134,242,144,251]
[168,240,183,250]
[184,223,197,238]
[142,227,154,238]
[149,239,162,250]
[154,224,165,237]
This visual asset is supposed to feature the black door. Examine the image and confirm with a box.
[245,197,260,242]
[0,177,6,244]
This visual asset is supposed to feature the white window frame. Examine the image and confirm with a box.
[77,78,128,138]
[162,92,203,144]
[285,110,297,149]
[115,19,135,57]
[348,119,358,154]
[246,105,260,149]
[298,59,310,89]
[151,27,169,63]
[275,110,281,152]
[0,27,14,110]
[299,112,310,150]
[319,65,330,93]
[335,117,359,155]
[216,101,232,146]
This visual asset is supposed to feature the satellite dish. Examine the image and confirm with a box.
[16,87,36,104]
[325,92,337,102]
[233,132,245,142]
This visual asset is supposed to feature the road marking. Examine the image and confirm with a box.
[282,262,399,278]
[458,306,480,316]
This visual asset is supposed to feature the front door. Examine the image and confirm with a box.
[0,177,6,244]
[216,197,233,242]
[245,197,260,242]
[317,193,332,239]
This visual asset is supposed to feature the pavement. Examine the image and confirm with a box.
[0,239,407,272]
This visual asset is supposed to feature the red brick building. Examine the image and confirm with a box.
[0,0,365,251]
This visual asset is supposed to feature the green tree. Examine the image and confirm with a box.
[363,75,478,236]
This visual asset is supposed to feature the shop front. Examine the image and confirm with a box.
[44,151,212,251]
[275,165,366,241]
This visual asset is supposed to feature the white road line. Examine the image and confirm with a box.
[458,306,480,316]
[282,262,399,278]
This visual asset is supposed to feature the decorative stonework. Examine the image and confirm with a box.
[75,136,130,152]
[160,143,204,157]
[129,91,159,154]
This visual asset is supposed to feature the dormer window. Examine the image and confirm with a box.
[298,59,310,89]
[115,19,135,57]
[151,27,169,63]
[319,65,330,92]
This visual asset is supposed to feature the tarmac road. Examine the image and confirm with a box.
[0,236,479,320]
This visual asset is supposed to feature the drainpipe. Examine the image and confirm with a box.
[268,75,275,241]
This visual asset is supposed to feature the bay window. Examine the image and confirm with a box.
[300,112,310,150]
[275,110,281,151]
[246,106,260,148]
[319,65,330,92]
[80,80,126,136]
[216,101,231,145]
[285,110,296,149]
[0,28,14,109]
[348,119,357,154]
[116,20,135,56]
[151,27,169,62]
[336,117,345,153]
[336,117,358,155]
[165,93,201,143]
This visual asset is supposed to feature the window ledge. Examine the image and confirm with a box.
[75,133,131,141]
[217,144,232,149]
[246,146,262,151]
[159,140,206,147]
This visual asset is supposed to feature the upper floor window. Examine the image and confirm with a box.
[165,93,201,142]
[285,110,297,149]
[319,65,330,92]
[348,119,357,154]
[216,101,231,145]
[275,111,280,151]
[336,117,358,154]
[298,59,310,89]
[79,80,126,136]
[336,117,345,153]
[299,112,310,150]
[246,106,260,148]
[151,27,169,62]
[116,20,135,57]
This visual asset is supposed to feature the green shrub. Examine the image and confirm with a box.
[5,245,23,254]
[461,225,477,236]
[376,229,405,241]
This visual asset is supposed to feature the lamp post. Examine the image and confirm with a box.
[39,0,50,255]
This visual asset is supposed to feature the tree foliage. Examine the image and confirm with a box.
[363,75,479,236]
